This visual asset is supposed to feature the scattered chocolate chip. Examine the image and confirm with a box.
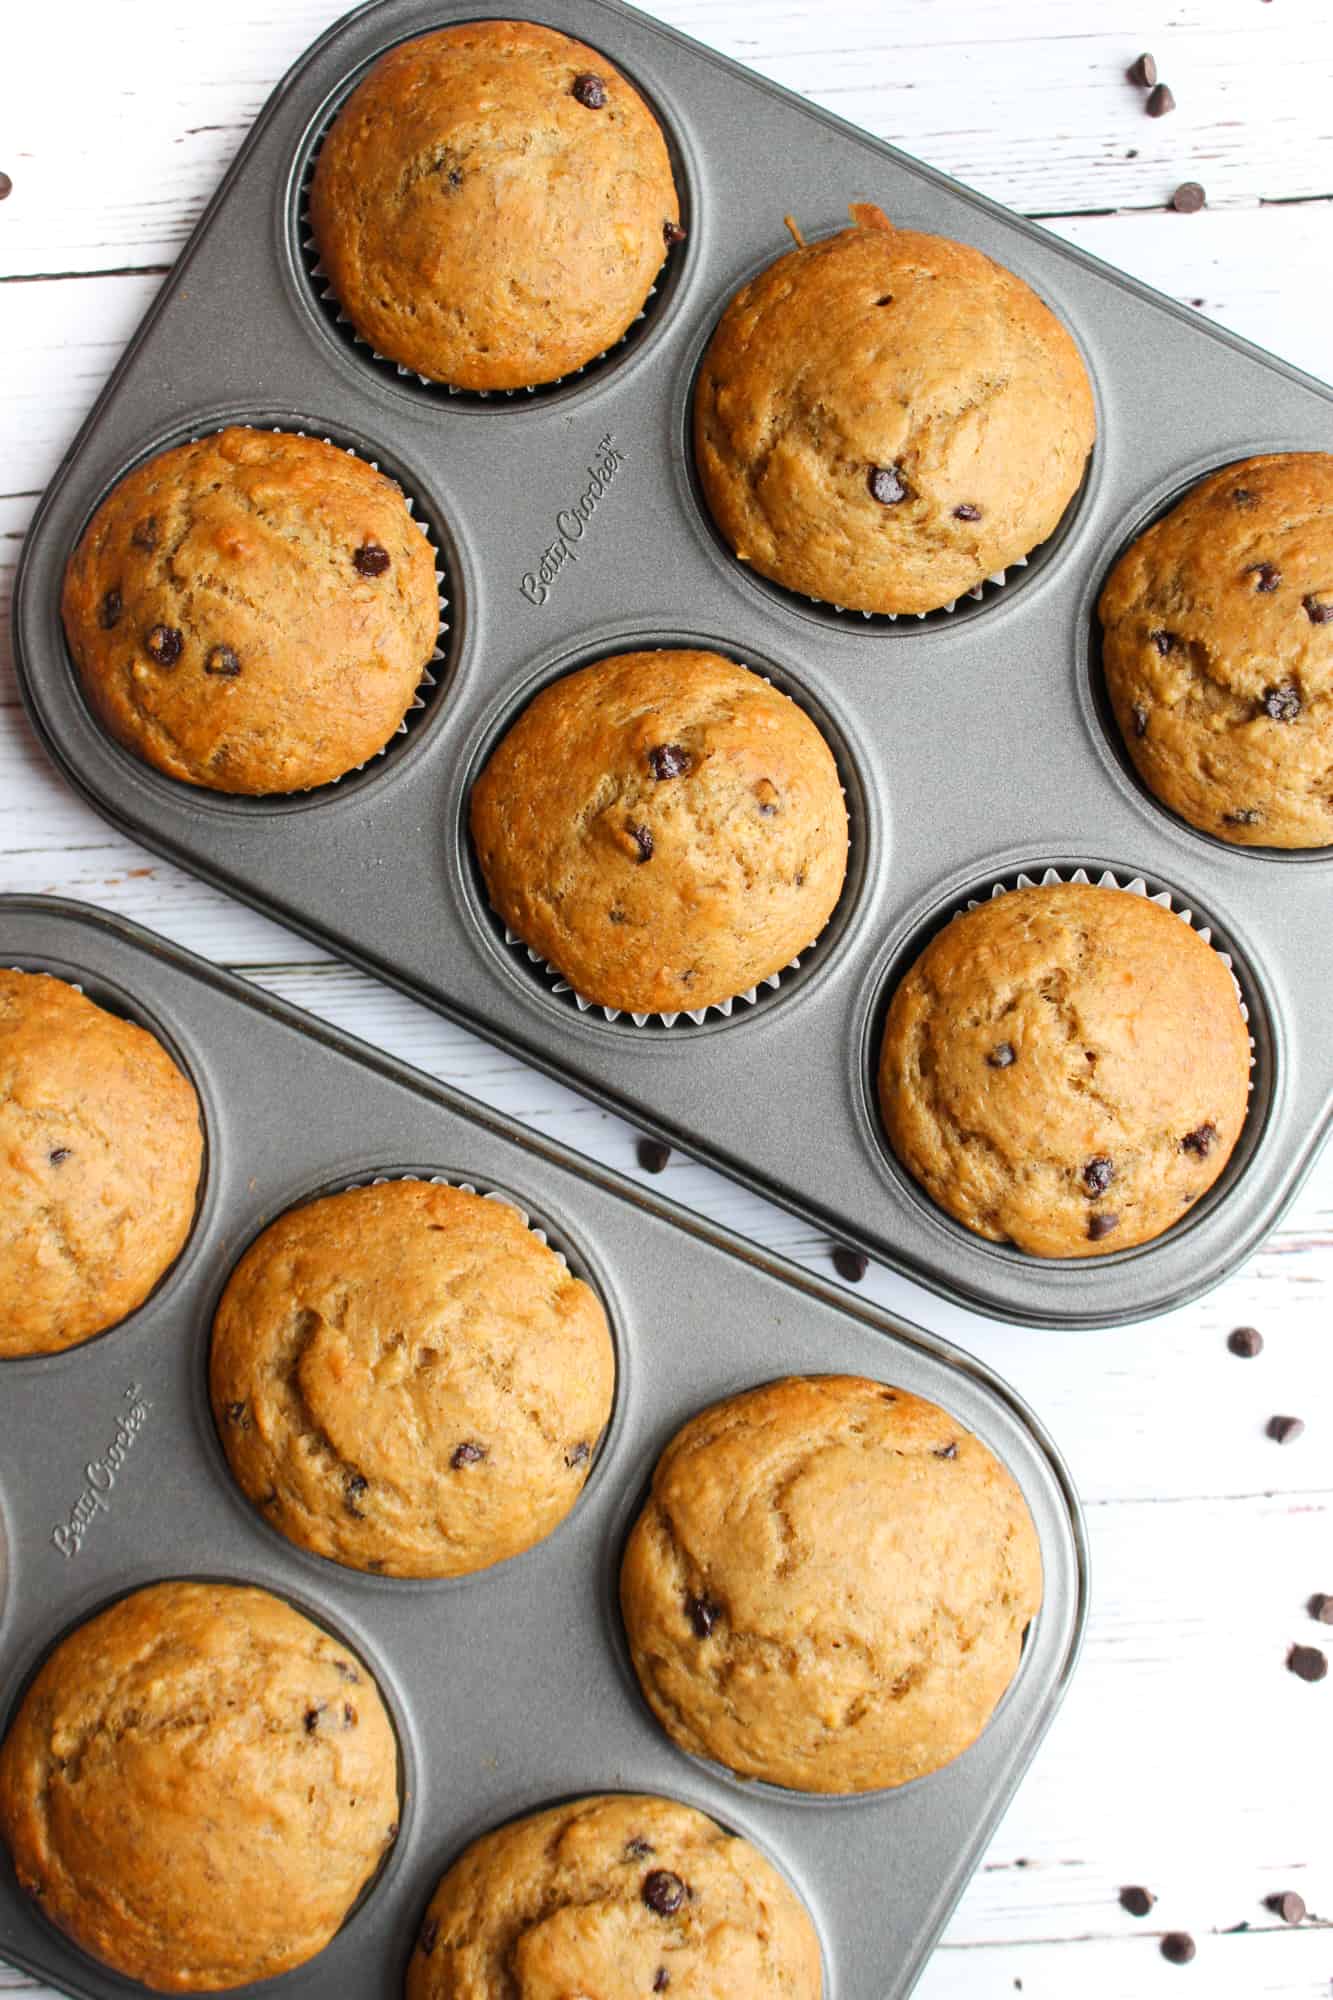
[1303,594,1333,625]
[653,1971,670,1992]
[642,1870,686,1916]
[1288,1643,1327,1682]
[419,1917,440,1957]
[685,1592,722,1638]
[1082,1156,1116,1196]
[1127,52,1158,87]
[1171,181,1206,213]
[145,624,183,666]
[205,644,241,677]
[1227,1325,1263,1357]
[1160,1932,1195,1964]
[304,1704,325,1733]
[1146,82,1176,117]
[934,1440,959,1460]
[1181,1123,1217,1156]
[754,779,780,817]
[625,1837,655,1861]
[1088,1212,1121,1242]
[1260,683,1301,721]
[1232,487,1257,507]
[47,1147,71,1165]
[663,219,687,246]
[0,173,12,201]
[868,463,910,505]
[987,1041,1016,1068]
[875,294,894,306]
[1119,1885,1156,1917]
[627,821,654,863]
[637,1137,671,1173]
[1132,702,1149,737]
[99,588,123,630]
[833,1245,869,1283]
[447,167,463,188]
[1150,629,1175,655]
[451,1441,485,1468]
[353,542,390,577]
[953,502,983,521]
[1266,1891,1305,1925]
[333,1659,361,1683]
[648,743,691,780]
[224,1401,249,1429]
[1267,1414,1305,1444]
[1223,807,1263,826]
[344,1471,368,1516]
[1308,1593,1333,1623]
[343,1704,358,1727]
[572,71,607,108]
[1245,562,1282,593]
[131,515,160,552]
[566,1440,590,1468]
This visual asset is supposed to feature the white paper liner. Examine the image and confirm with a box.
[314,1171,570,1270]
[803,552,1027,623]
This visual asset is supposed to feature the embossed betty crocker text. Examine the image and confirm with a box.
[52,1384,152,1558]
[520,433,626,604]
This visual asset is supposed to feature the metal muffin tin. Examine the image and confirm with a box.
[12,0,1333,1327]
[0,896,1085,2000]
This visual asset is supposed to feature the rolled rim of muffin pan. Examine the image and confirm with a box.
[457,634,874,1031]
[676,220,1103,636]
[200,1163,626,1588]
[1,956,216,1365]
[60,414,457,817]
[855,862,1275,1268]
[287,35,696,411]
[1079,441,1333,866]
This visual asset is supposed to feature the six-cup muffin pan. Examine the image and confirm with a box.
[12,0,1333,1327]
[0,896,1086,2000]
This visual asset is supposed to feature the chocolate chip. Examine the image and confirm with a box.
[1119,1885,1156,1917]
[637,1137,671,1173]
[1227,1325,1263,1357]
[1303,594,1333,625]
[333,1659,361,1682]
[833,1245,869,1283]
[1267,1414,1305,1444]
[685,1592,722,1638]
[1223,807,1263,826]
[624,1838,655,1861]
[1308,1593,1333,1623]
[131,515,160,551]
[953,502,983,521]
[648,743,691,780]
[987,1041,1016,1068]
[1088,1212,1121,1242]
[875,294,894,306]
[653,1971,670,1992]
[1127,52,1158,86]
[868,463,910,505]
[303,1704,325,1733]
[934,1440,959,1460]
[1180,1123,1217,1156]
[1146,82,1176,116]
[99,588,123,630]
[0,172,12,201]
[1245,562,1281,593]
[1171,181,1206,213]
[1266,1891,1305,1924]
[572,71,607,108]
[47,1147,71,1165]
[1232,487,1257,507]
[627,821,654,863]
[224,1401,249,1429]
[1132,703,1149,737]
[642,1870,686,1916]
[353,542,390,577]
[1160,1933,1195,1964]
[1082,1156,1115,1196]
[663,219,687,246]
[204,644,241,678]
[1150,629,1174,655]
[451,1441,485,1468]
[419,1917,440,1957]
[344,1471,368,1516]
[1288,1643,1327,1682]
[145,624,183,666]
[343,1704,357,1727]
[566,1440,590,1468]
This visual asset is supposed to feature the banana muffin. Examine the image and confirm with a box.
[309,20,682,391]
[1099,452,1333,848]
[621,1376,1042,1794]
[406,1792,823,1998]
[470,649,848,1016]
[0,1581,398,1992]
[878,882,1252,1256]
[210,1179,615,1578]
[0,970,202,1359]
[694,203,1095,616]
[62,428,439,794]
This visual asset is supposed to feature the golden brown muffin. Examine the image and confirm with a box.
[470,649,848,1016]
[1099,453,1333,848]
[62,428,439,794]
[210,1180,614,1578]
[309,21,681,391]
[694,203,1095,616]
[621,1377,1042,1794]
[0,1581,399,1992]
[0,970,202,1359]
[406,1792,822,1998]
[879,883,1252,1256]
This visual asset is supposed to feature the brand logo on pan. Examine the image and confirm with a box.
[51,1385,152,1559]
[520,433,626,605]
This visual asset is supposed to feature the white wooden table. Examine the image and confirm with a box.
[3,3,1332,1993]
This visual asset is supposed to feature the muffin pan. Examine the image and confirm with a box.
[12,0,1333,1326]
[0,897,1086,2000]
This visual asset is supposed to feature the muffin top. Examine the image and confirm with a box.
[406,1792,823,1999]
[210,1179,615,1578]
[309,20,681,391]
[0,970,203,1358]
[694,204,1095,616]
[878,883,1252,1256]
[470,649,849,1015]
[0,1581,398,1993]
[620,1376,1042,1794]
[62,428,439,794]
[1099,452,1333,848]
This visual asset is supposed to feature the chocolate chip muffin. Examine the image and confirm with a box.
[210,1179,615,1578]
[695,203,1095,616]
[62,428,439,794]
[470,649,848,1016]
[406,1793,823,1998]
[1099,453,1333,848]
[309,20,682,392]
[621,1376,1042,1794]
[879,882,1252,1256]
[0,1581,398,1992]
[0,970,203,1359]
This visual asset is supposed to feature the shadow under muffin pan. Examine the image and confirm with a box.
[0,898,1085,2000]
[11,0,1333,1326]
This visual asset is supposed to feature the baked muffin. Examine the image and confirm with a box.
[0,1581,398,1992]
[470,649,848,1015]
[210,1180,615,1578]
[0,970,202,1359]
[695,203,1095,616]
[62,428,439,794]
[309,21,682,391]
[879,882,1252,1256]
[1099,452,1333,848]
[406,1793,822,1998]
[620,1377,1041,1794]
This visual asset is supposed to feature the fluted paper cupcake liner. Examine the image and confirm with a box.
[804,552,1027,624]
[326,1170,571,1270]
